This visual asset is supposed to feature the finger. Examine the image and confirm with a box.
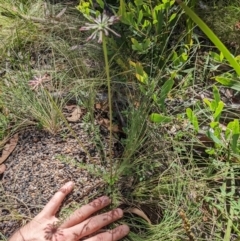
[85,225,130,241]
[60,196,111,228]
[40,181,74,218]
[66,208,124,239]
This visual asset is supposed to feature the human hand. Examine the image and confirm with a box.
[9,181,129,241]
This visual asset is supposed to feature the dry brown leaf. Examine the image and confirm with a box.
[95,101,109,112]
[124,207,151,224]
[67,106,82,122]
[202,215,208,222]
[0,134,18,164]
[65,105,77,111]
[108,124,120,133]
[98,118,120,133]
[134,101,140,108]
[95,103,102,109]
[0,164,6,174]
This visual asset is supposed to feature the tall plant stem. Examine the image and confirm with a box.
[102,34,113,186]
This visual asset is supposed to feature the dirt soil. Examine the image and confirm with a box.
[0,120,118,238]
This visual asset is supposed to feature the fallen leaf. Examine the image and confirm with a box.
[202,215,208,222]
[95,103,102,109]
[0,164,6,174]
[95,101,109,112]
[134,101,140,108]
[67,106,82,122]
[0,134,18,164]
[109,124,120,133]
[98,118,120,133]
[124,207,151,224]
[65,105,77,111]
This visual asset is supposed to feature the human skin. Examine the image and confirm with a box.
[8,181,129,241]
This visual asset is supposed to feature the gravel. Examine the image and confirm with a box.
[0,121,117,238]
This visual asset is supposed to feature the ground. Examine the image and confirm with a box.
[0,121,112,237]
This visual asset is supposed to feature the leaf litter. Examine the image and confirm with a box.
[0,134,18,175]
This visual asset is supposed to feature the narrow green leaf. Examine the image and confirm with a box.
[169,13,177,22]
[96,0,104,8]
[203,98,213,111]
[207,129,225,147]
[176,0,240,76]
[137,9,143,24]
[230,119,240,154]
[158,78,174,111]
[213,85,220,105]
[186,108,199,132]
[149,113,172,123]
[213,101,224,121]
[215,76,240,91]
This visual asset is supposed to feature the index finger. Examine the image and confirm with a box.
[40,181,75,218]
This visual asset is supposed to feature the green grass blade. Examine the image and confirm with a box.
[176,0,240,76]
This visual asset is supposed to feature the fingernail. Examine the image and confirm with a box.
[122,225,130,235]
[66,181,75,188]
[101,196,110,205]
[116,208,123,218]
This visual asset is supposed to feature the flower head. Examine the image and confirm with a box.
[28,73,50,91]
[80,11,121,43]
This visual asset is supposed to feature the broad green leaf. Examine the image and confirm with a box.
[210,51,221,62]
[213,85,220,104]
[205,148,215,155]
[149,113,172,123]
[137,9,143,24]
[210,121,219,129]
[215,76,240,91]
[232,133,240,154]
[135,62,144,75]
[227,119,240,153]
[143,19,151,28]
[134,0,144,6]
[96,0,104,8]
[142,38,151,49]
[172,51,178,62]
[232,119,240,135]
[215,75,233,85]
[186,108,199,132]
[180,52,188,62]
[203,98,214,111]
[136,72,148,84]
[152,94,158,103]
[119,0,126,19]
[207,129,225,147]
[131,38,141,50]
[169,13,177,22]
[213,101,224,121]
[143,4,151,15]
[154,4,164,11]
[158,78,174,111]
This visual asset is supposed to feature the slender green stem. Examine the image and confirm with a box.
[102,34,113,185]
[224,166,235,241]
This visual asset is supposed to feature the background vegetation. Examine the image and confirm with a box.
[1,0,240,240]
